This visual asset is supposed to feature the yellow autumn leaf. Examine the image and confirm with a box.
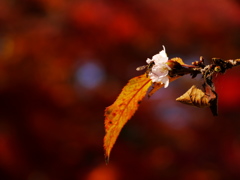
[104,74,152,163]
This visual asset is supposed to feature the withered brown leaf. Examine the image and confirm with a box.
[176,85,211,108]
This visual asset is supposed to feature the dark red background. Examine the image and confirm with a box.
[0,0,240,179]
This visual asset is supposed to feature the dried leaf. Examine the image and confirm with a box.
[104,74,152,163]
[170,57,185,65]
[203,80,218,116]
[176,85,211,108]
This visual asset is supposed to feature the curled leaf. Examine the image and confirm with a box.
[203,80,218,116]
[176,85,211,108]
[104,74,152,163]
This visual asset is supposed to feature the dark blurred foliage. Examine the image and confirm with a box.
[0,0,240,180]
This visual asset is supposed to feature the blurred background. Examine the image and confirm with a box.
[0,0,240,179]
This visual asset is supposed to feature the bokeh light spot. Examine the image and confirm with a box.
[76,62,105,89]
[154,101,191,129]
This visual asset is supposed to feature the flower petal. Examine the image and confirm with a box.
[160,46,168,57]
[161,76,169,88]
[145,46,170,88]
[151,64,169,77]
[146,58,153,64]
[153,48,168,65]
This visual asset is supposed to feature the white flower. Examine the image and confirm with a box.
[146,45,171,88]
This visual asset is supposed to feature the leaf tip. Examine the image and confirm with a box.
[103,139,111,164]
[105,155,110,165]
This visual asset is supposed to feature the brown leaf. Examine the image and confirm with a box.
[176,85,211,108]
[203,81,218,116]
